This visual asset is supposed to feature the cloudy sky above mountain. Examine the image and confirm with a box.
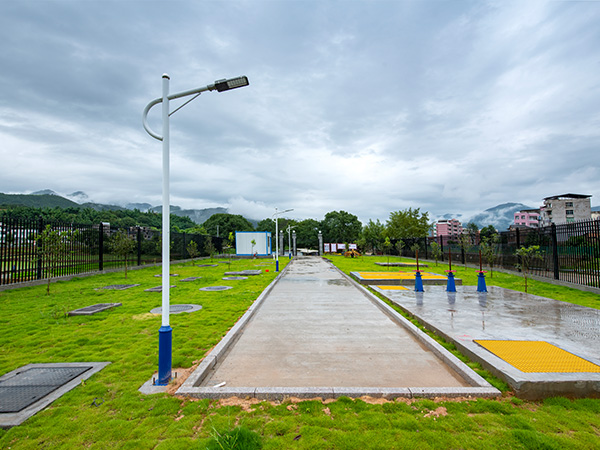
[1,0,599,223]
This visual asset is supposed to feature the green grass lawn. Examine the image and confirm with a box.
[1,255,599,449]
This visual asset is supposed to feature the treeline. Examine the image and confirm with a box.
[0,205,196,231]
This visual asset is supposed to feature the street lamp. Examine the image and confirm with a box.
[142,74,249,386]
[272,207,293,272]
[286,225,296,258]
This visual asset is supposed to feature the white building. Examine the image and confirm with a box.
[539,194,592,226]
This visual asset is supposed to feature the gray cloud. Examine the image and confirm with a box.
[1,0,599,225]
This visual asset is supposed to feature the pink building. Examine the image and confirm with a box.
[435,219,463,237]
[513,209,540,228]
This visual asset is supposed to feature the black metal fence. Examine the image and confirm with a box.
[393,219,600,289]
[0,216,223,286]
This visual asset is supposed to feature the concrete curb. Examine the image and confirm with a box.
[175,262,292,396]
[176,258,501,400]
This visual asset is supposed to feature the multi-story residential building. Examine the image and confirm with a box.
[513,209,540,228]
[435,219,463,238]
[539,194,592,226]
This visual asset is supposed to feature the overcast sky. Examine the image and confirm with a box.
[1,0,599,224]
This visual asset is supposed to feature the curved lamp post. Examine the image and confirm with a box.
[273,208,293,272]
[142,74,249,385]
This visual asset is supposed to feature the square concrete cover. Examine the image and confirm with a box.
[0,362,110,429]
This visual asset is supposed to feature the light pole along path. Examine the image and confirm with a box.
[142,74,249,385]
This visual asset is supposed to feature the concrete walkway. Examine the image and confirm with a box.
[177,257,497,400]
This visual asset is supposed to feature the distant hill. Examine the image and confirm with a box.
[468,202,533,231]
[0,193,80,209]
[148,205,228,224]
[1,191,230,225]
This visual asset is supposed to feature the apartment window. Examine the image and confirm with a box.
[566,210,574,215]
[566,202,573,207]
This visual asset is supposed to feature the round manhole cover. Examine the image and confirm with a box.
[199,286,233,291]
[149,304,202,314]
[222,276,248,280]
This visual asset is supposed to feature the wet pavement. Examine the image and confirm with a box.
[374,285,600,399]
[177,257,498,400]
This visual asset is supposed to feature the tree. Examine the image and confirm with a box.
[430,241,442,266]
[383,237,392,267]
[458,233,471,268]
[187,240,199,264]
[320,210,362,244]
[480,234,500,278]
[204,236,216,261]
[515,245,542,293]
[385,208,430,240]
[109,230,137,278]
[36,224,77,295]
[294,219,320,249]
[203,213,254,238]
[465,222,480,245]
[395,239,405,257]
[479,225,497,243]
[361,219,385,254]
[251,239,256,258]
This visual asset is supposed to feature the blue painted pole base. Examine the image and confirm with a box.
[446,272,456,292]
[276,260,279,272]
[157,325,172,386]
[477,272,487,292]
[414,271,424,292]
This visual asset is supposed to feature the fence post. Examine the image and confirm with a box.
[37,218,44,280]
[137,227,142,266]
[98,223,104,271]
[551,223,559,280]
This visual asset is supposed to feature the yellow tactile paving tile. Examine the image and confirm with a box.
[475,340,600,373]
[376,285,409,290]
[357,272,446,280]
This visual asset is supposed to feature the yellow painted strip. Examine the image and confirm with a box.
[376,285,409,290]
[357,272,446,280]
[475,340,600,373]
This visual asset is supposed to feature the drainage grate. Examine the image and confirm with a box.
[144,285,176,292]
[149,304,202,315]
[199,286,233,291]
[97,284,140,290]
[0,366,91,413]
[68,303,122,316]
[224,270,262,276]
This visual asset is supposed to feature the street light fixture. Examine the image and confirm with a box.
[286,225,296,258]
[142,74,249,386]
[272,207,293,272]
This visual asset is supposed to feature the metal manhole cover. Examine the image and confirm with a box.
[0,366,91,413]
[144,285,176,292]
[199,286,233,291]
[222,276,248,280]
[149,304,202,314]
[179,277,201,282]
[97,284,140,290]
[68,303,122,316]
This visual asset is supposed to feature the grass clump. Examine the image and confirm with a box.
[205,426,262,450]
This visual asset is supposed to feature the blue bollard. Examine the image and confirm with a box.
[446,271,456,292]
[477,271,487,292]
[276,260,279,272]
[157,325,172,385]
[414,271,424,292]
